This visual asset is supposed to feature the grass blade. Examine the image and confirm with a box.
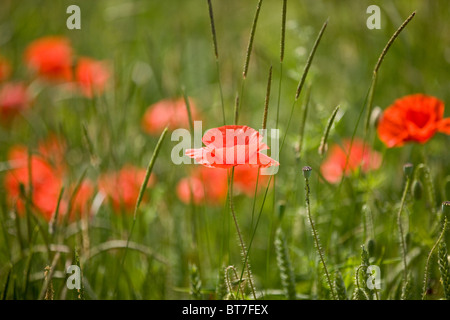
[243,0,263,79]
[422,217,448,299]
[295,85,311,161]
[364,11,416,136]
[295,19,327,101]
[318,105,340,157]
[114,127,168,297]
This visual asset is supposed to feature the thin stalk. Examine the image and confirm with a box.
[303,168,337,299]
[276,65,283,129]
[422,217,448,300]
[22,225,39,297]
[272,2,287,279]
[38,252,60,300]
[2,267,11,300]
[241,174,273,297]
[318,105,340,157]
[250,65,273,227]
[276,0,287,128]
[338,11,416,191]
[229,167,256,300]
[397,176,412,288]
[206,0,226,124]
[82,122,96,162]
[262,66,272,130]
[114,127,168,296]
[60,169,88,236]
[295,19,327,101]
[216,60,226,125]
[250,168,260,229]
[206,0,219,60]
[280,19,327,153]
[26,148,33,244]
[48,186,65,240]
[238,0,263,119]
[234,95,239,125]
[364,11,415,137]
[182,89,194,134]
[242,0,263,79]
[295,85,311,162]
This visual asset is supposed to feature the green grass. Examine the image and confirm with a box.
[0,0,449,300]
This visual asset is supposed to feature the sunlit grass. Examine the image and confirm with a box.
[0,0,449,300]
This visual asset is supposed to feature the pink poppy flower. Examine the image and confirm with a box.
[75,57,110,98]
[141,97,199,135]
[186,125,279,169]
[0,83,30,122]
[320,138,382,184]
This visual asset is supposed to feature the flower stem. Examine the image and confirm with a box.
[397,176,411,289]
[229,167,257,299]
[304,173,337,299]
[422,217,448,299]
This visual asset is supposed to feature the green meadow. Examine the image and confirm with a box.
[0,0,449,300]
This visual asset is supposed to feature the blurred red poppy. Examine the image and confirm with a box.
[176,167,228,205]
[377,94,450,147]
[99,165,155,212]
[4,146,63,221]
[69,180,94,220]
[141,97,199,135]
[186,125,279,169]
[0,83,30,122]
[75,57,110,98]
[176,165,269,205]
[38,134,67,174]
[233,165,269,196]
[177,176,206,205]
[0,55,11,81]
[24,36,73,81]
[320,139,382,184]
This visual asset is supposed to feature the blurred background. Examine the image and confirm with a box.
[0,0,449,300]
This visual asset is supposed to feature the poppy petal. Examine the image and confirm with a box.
[438,118,450,134]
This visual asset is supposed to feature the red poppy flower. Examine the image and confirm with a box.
[186,125,279,169]
[320,139,382,184]
[24,36,73,81]
[141,97,199,135]
[0,55,11,81]
[0,83,30,122]
[4,146,63,221]
[75,57,110,98]
[377,94,450,147]
[99,165,155,212]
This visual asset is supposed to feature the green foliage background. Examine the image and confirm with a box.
[0,0,449,299]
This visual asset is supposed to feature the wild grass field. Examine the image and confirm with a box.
[0,0,449,300]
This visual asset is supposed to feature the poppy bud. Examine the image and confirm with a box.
[403,163,413,178]
[412,180,423,200]
[302,166,312,179]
